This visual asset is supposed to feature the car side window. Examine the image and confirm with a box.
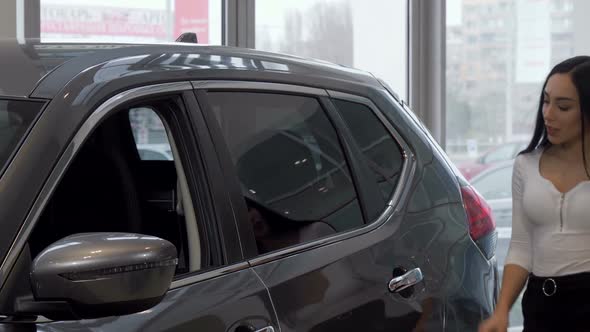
[204,91,364,254]
[129,108,173,161]
[29,98,202,276]
[331,99,404,203]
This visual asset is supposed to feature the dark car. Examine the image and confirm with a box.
[0,40,497,331]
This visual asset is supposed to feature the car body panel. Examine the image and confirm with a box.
[2,266,278,332]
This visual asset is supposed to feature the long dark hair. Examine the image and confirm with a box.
[521,56,590,177]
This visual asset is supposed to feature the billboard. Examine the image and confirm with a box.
[42,5,168,39]
[41,1,209,43]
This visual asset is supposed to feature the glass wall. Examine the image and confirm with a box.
[41,0,222,44]
[446,0,585,327]
[255,0,408,99]
[40,0,222,150]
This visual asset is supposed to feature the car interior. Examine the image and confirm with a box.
[29,106,199,275]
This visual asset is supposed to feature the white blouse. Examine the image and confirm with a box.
[505,148,590,277]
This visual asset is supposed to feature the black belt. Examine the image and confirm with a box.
[528,272,590,297]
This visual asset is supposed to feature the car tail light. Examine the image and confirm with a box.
[461,185,497,259]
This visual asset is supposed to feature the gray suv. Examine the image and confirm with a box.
[0,40,497,331]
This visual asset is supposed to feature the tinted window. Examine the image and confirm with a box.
[332,99,404,202]
[206,92,363,253]
[0,100,43,175]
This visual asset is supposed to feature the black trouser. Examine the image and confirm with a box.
[523,272,590,331]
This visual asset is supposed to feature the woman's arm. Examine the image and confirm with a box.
[495,264,529,316]
[480,155,533,331]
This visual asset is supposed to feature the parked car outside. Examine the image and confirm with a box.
[137,143,173,161]
[0,39,497,331]
[457,141,527,180]
[470,159,514,229]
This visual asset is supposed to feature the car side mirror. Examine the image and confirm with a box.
[23,233,177,320]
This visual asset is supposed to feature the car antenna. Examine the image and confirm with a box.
[175,32,198,44]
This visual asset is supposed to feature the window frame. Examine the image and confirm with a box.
[0,98,46,179]
[192,81,414,263]
[325,97,407,215]
[326,90,413,203]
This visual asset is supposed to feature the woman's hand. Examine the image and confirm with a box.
[478,312,509,332]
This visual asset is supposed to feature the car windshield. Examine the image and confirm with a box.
[0,99,44,176]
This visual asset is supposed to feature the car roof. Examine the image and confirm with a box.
[0,39,381,99]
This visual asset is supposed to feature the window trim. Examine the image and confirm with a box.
[190,80,416,267]
[181,91,244,266]
[199,89,371,224]
[319,96,386,221]
[0,98,47,180]
[0,82,227,291]
[327,90,414,207]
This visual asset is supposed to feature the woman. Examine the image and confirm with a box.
[479,56,590,332]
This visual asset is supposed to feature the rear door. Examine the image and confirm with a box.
[195,82,445,331]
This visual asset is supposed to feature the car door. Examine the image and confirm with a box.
[0,87,278,332]
[195,82,445,332]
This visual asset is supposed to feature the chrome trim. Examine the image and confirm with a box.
[0,82,193,291]
[255,327,276,332]
[249,90,417,267]
[170,261,250,289]
[388,268,423,293]
[191,80,329,97]
[326,90,416,209]
[249,205,395,266]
